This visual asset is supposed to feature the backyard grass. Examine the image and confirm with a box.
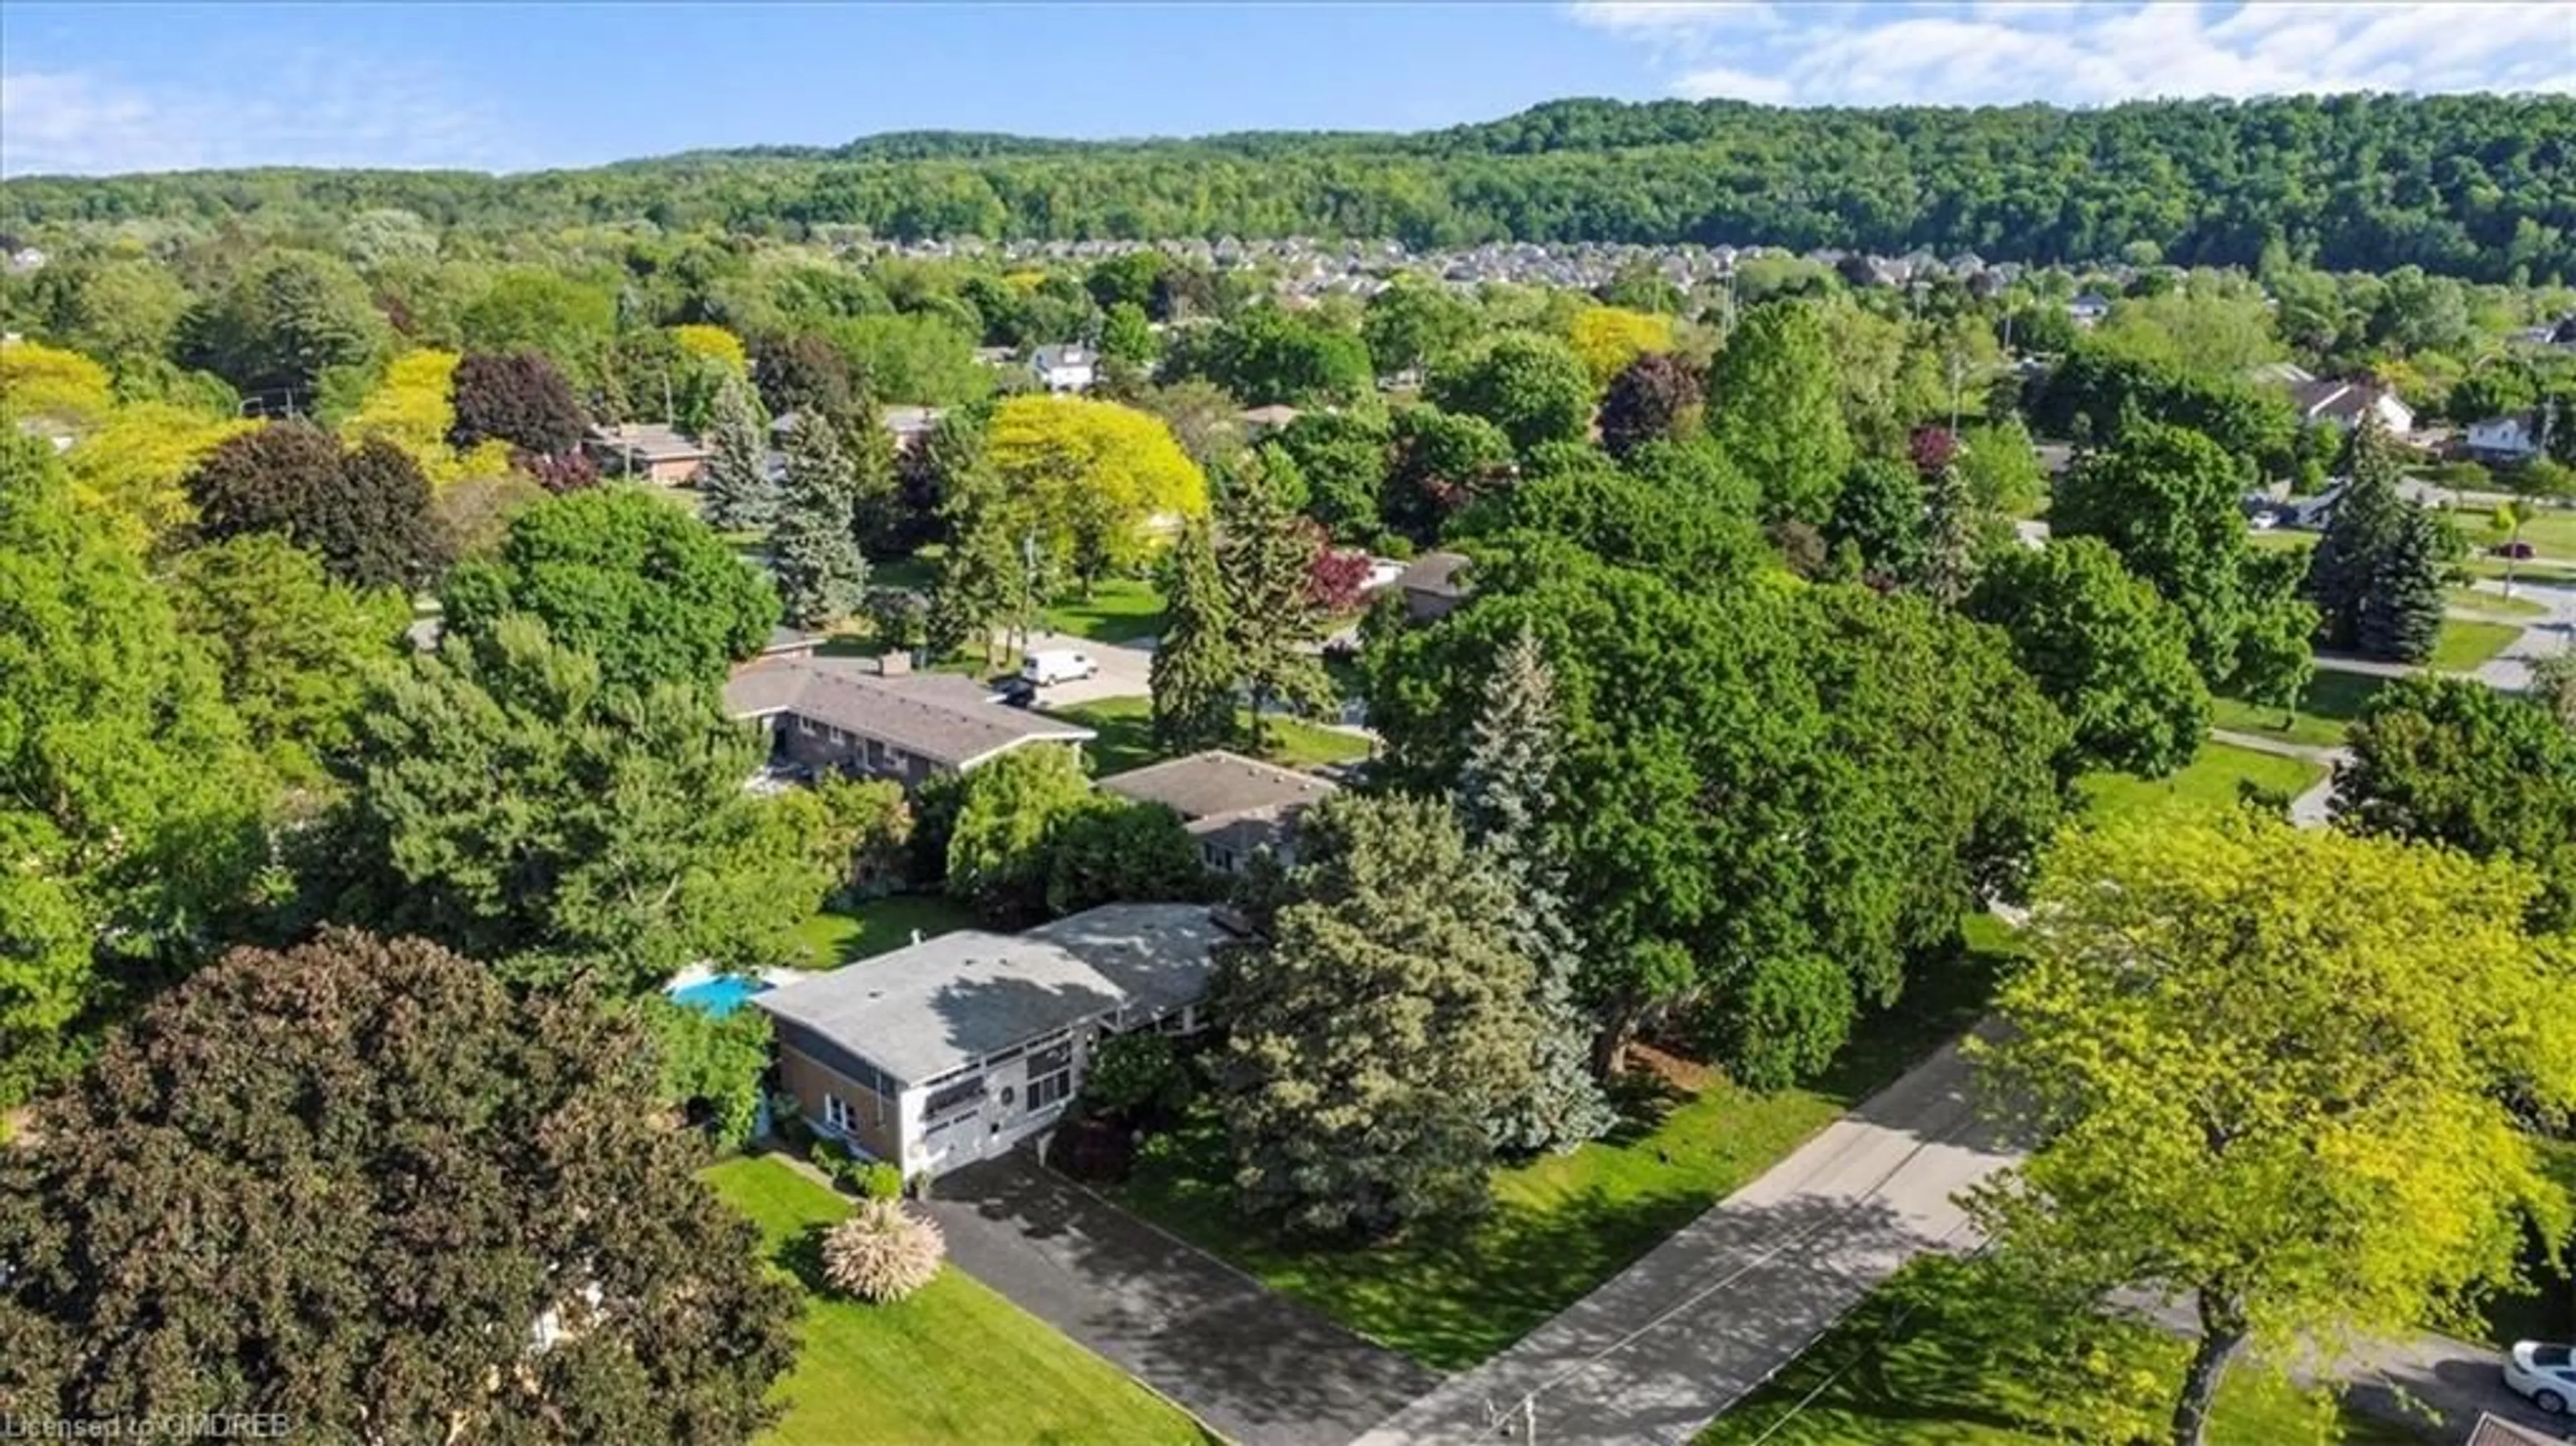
[2431,618,2520,672]
[1116,927,2015,1370]
[2076,740,2327,824]
[788,893,980,969]
[2447,585,2551,619]
[1695,1258,2422,1446]
[2456,504,2576,557]
[2464,555,2576,588]
[2206,671,2387,750]
[1046,695,1372,777]
[704,1156,1211,1446]
[1045,575,1166,644]
[2249,528,2322,553]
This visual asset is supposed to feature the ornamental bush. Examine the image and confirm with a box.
[820,1199,946,1303]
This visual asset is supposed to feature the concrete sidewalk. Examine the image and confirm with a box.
[926,1154,1440,1446]
[1354,1034,2016,1446]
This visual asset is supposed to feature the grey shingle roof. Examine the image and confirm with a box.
[754,903,1230,1085]
[722,657,1094,769]
[1099,750,1334,822]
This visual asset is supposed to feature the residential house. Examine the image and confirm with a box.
[771,406,947,452]
[1395,550,1473,622]
[1238,403,1302,435]
[2247,360,2316,386]
[1030,344,1097,394]
[587,423,709,484]
[1097,750,1339,875]
[2464,412,2546,465]
[2290,378,2414,437]
[2067,292,2114,327]
[723,654,1095,789]
[2465,1414,2559,1446]
[758,902,1236,1177]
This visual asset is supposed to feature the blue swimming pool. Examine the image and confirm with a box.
[667,975,771,1018]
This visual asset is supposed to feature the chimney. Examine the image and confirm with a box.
[875,651,912,678]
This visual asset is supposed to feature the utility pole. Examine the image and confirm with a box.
[1018,530,1040,662]
[1948,350,1966,436]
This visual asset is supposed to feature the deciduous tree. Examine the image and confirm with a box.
[441,485,777,691]
[1425,333,1592,453]
[2050,421,2251,681]
[943,744,1096,926]
[449,349,590,457]
[1597,350,1703,459]
[984,394,1208,591]
[1565,305,1676,390]
[1969,811,2576,1446]
[168,533,410,785]
[1968,537,2210,777]
[0,929,799,1439]
[1709,300,1853,526]
[184,421,453,592]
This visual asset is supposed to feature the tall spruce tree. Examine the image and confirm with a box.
[2358,504,2449,664]
[769,410,865,628]
[1210,794,1543,1238]
[1215,452,1333,755]
[700,374,776,533]
[1150,520,1239,753]
[1916,455,1986,608]
[2306,414,2406,651]
[1454,626,1617,1153]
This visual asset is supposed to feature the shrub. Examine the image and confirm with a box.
[820,1199,946,1303]
[769,1087,810,1146]
[1081,1033,1187,1125]
[857,1160,905,1201]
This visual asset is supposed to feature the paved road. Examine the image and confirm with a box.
[927,1154,1440,1446]
[2465,577,2574,693]
[1011,628,1157,708]
[1355,1035,2016,1446]
[2208,728,2349,827]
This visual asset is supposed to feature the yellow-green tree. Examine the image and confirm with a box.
[0,338,115,436]
[985,394,1207,590]
[1564,305,1675,390]
[1970,810,2576,1446]
[340,349,512,489]
[670,324,749,376]
[64,403,257,547]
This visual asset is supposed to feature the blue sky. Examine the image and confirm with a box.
[2,3,2569,176]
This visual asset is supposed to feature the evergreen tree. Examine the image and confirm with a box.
[2358,504,2448,665]
[1215,453,1334,755]
[1915,454,1986,608]
[1149,520,1238,754]
[1454,626,1616,1153]
[2306,414,2406,651]
[700,374,776,533]
[924,455,1025,665]
[769,410,865,628]
[1210,794,1543,1239]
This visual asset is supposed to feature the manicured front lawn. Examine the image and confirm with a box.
[2206,671,2387,750]
[705,1156,1210,1446]
[2463,555,2576,588]
[1046,576,1166,644]
[2447,585,2551,620]
[2457,505,2576,558]
[1695,1258,2418,1446]
[1117,929,2012,1370]
[2432,618,2521,671]
[1048,696,1372,777]
[789,893,981,969]
[2249,528,2322,554]
[2076,741,2328,824]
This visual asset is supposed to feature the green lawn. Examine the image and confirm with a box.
[2432,618,2521,672]
[2206,671,2387,750]
[1695,1258,2420,1446]
[1117,927,2014,1371]
[2463,555,2576,587]
[2077,741,2328,824]
[704,1156,1211,1446]
[2447,585,2551,620]
[2457,505,2576,557]
[1048,696,1371,777]
[788,893,980,969]
[1046,576,1166,644]
[2249,528,2322,554]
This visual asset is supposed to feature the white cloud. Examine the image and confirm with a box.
[1574,1,2576,107]
[0,54,506,176]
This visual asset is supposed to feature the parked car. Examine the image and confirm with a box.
[2249,511,2279,531]
[991,677,1038,708]
[1020,648,1099,686]
[2494,541,2538,560]
[2505,1341,2576,1413]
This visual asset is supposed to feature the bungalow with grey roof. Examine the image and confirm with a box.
[586,423,708,484]
[757,902,1234,1176]
[724,654,1094,789]
[1097,749,1338,875]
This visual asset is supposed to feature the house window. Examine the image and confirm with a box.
[1028,1070,1071,1113]
[923,1074,985,1121]
[821,1094,850,1134]
[796,716,819,736]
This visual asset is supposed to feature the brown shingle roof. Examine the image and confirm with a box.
[724,657,1093,770]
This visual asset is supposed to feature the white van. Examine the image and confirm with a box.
[1020,648,1099,687]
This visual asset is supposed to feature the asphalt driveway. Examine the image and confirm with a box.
[926,1153,1441,1446]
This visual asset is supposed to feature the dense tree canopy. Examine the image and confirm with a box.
[0,929,798,1438]
[184,421,453,592]
[12,97,2573,281]
[440,486,778,692]
[1967,537,2210,778]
